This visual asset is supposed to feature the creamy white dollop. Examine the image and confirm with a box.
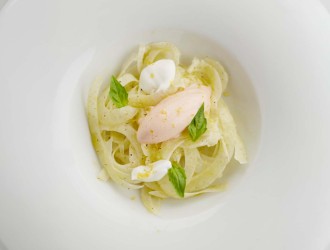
[139,59,176,94]
[131,160,172,182]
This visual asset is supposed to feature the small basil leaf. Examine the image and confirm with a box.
[109,75,128,108]
[168,162,186,198]
[188,103,207,141]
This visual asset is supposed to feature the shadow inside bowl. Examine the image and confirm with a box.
[66,29,262,227]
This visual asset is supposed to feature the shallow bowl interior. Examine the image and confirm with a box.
[1,0,330,249]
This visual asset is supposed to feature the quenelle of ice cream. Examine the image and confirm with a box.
[137,85,211,144]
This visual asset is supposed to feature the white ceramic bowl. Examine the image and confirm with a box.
[1,0,330,249]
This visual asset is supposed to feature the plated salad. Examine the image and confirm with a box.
[87,42,246,213]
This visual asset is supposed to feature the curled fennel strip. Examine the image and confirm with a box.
[87,77,142,189]
[87,42,247,213]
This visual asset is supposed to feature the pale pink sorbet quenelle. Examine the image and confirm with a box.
[137,86,211,144]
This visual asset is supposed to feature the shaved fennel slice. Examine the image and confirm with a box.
[143,49,162,66]
[137,45,146,73]
[137,42,180,73]
[105,140,132,177]
[102,124,142,156]
[187,58,223,100]
[99,105,138,127]
[117,73,138,86]
[160,137,185,160]
[141,187,161,214]
[97,168,109,181]
[87,77,142,189]
[171,147,183,163]
[183,147,202,184]
[149,190,168,199]
[234,132,247,164]
[144,183,168,198]
[149,184,225,199]
[128,85,177,108]
[118,52,138,77]
[157,173,180,198]
[218,99,247,163]
[204,58,229,91]
[186,141,229,192]
[185,184,226,198]
[144,182,162,191]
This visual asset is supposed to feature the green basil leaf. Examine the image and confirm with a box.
[188,103,207,141]
[109,75,128,108]
[168,162,186,198]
